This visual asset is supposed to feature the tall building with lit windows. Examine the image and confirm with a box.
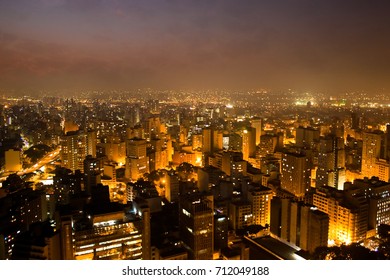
[86,130,97,157]
[221,151,247,180]
[251,118,262,146]
[179,193,214,260]
[242,127,256,161]
[100,140,126,165]
[146,116,161,140]
[295,126,320,149]
[214,214,228,250]
[192,134,203,151]
[229,200,253,230]
[202,127,213,154]
[125,138,149,181]
[164,171,180,203]
[84,156,103,193]
[344,177,390,234]
[299,205,329,253]
[281,152,309,198]
[213,130,224,151]
[313,186,368,244]
[375,159,390,182]
[60,131,87,173]
[248,186,273,227]
[316,135,346,190]
[270,198,328,253]
[361,131,383,178]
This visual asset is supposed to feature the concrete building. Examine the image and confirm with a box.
[316,135,346,190]
[125,138,149,181]
[229,200,253,230]
[60,131,87,173]
[270,197,329,253]
[179,193,214,260]
[281,152,309,198]
[313,186,368,244]
[242,127,256,161]
[251,118,262,146]
[248,186,273,227]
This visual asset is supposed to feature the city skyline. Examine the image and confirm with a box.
[1,1,390,262]
[1,0,390,93]
[0,92,390,260]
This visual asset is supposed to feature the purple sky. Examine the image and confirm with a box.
[1,0,390,93]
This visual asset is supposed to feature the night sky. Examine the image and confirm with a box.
[1,0,390,93]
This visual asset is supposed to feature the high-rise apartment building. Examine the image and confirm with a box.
[164,171,180,203]
[251,118,262,146]
[213,130,224,151]
[60,131,87,173]
[242,127,256,161]
[86,130,97,157]
[192,134,203,151]
[295,126,320,149]
[344,177,390,234]
[316,135,346,190]
[229,200,253,230]
[270,198,329,253]
[248,186,273,227]
[202,127,213,154]
[313,186,368,244]
[281,152,309,198]
[84,156,103,193]
[179,193,214,260]
[361,131,383,178]
[125,138,148,181]
[299,205,329,253]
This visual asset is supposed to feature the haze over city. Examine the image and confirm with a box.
[1,0,390,93]
[1,0,390,263]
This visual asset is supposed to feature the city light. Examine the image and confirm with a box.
[0,1,389,267]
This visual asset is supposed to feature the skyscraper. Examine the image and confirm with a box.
[242,127,256,161]
[281,152,309,198]
[125,138,148,181]
[164,171,180,203]
[179,193,214,260]
[361,131,384,179]
[316,134,346,190]
[251,118,262,146]
[84,156,102,194]
[299,206,329,253]
[248,186,273,227]
[86,130,97,157]
[60,131,87,173]
[270,198,329,253]
[295,126,320,149]
[202,127,213,154]
[313,186,368,245]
